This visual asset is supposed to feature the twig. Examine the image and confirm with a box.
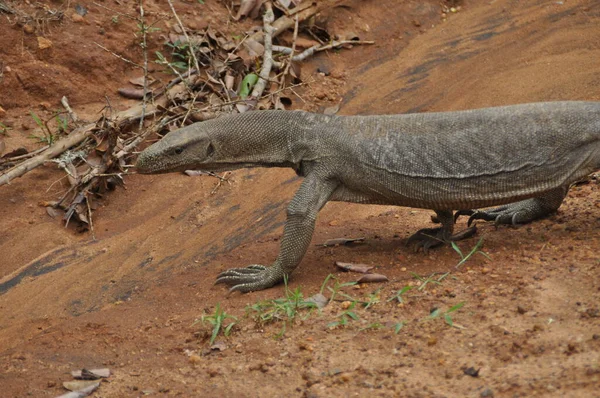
[250,2,274,99]
[273,40,375,62]
[0,145,49,164]
[0,123,96,187]
[94,42,143,68]
[278,14,299,87]
[248,0,347,43]
[86,192,96,239]
[138,0,149,130]
[60,96,78,122]
[165,0,201,73]
[210,172,231,194]
[92,1,138,21]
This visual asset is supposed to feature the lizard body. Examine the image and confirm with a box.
[136,102,600,292]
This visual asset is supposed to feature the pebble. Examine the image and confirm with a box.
[37,37,53,50]
[23,24,34,34]
[188,354,201,364]
[207,367,221,377]
[72,13,85,23]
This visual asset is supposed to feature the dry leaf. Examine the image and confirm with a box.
[224,73,235,90]
[356,273,389,283]
[305,293,329,309]
[324,104,340,115]
[243,39,265,57]
[118,88,146,100]
[2,147,28,158]
[320,237,365,247]
[210,341,227,351]
[56,382,100,398]
[235,0,263,20]
[335,262,374,274]
[46,206,61,218]
[62,380,101,392]
[71,368,111,379]
[129,76,155,87]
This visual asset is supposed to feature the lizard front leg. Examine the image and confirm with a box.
[216,173,338,293]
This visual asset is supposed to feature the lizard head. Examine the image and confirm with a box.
[135,122,219,174]
[135,111,296,174]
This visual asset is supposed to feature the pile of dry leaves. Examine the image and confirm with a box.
[0,0,371,235]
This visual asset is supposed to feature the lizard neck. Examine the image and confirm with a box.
[214,110,330,173]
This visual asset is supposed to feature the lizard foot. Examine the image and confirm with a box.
[407,225,477,253]
[454,189,567,227]
[215,264,282,293]
[456,206,525,227]
[406,227,446,252]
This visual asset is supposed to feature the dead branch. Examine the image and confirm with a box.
[278,14,299,86]
[94,42,143,68]
[0,123,96,187]
[138,0,150,130]
[60,96,79,122]
[248,0,347,43]
[273,40,375,62]
[0,0,366,229]
[166,0,201,73]
[250,2,275,99]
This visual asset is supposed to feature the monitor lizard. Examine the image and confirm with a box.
[136,102,600,292]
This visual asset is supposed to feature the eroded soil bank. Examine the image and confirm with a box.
[1,0,599,396]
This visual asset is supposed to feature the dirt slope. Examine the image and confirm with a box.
[1,0,599,397]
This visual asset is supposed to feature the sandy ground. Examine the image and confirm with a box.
[0,0,599,396]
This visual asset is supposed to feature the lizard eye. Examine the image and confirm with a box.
[174,147,184,155]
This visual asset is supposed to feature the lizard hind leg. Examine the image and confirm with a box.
[407,210,477,252]
[462,186,568,226]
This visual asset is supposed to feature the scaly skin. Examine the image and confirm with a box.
[136,102,600,292]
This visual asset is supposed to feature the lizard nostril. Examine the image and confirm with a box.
[175,147,183,155]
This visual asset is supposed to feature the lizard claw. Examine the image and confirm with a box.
[454,209,475,223]
[406,226,478,253]
[406,227,447,253]
[215,264,281,293]
[466,205,524,226]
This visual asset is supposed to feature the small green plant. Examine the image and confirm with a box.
[0,122,10,135]
[363,288,381,310]
[410,271,453,291]
[359,322,385,332]
[194,303,237,345]
[28,111,58,145]
[55,113,68,134]
[156,37,196,72]
[429,302,465,327]
[387,285,413,303]
[393,322,405,334]
[320,274,357,302]
[137,22,160,36]
[327,301,359,329]
[451,236,490,268]
[246,277,317,336]
[111,15,119,24]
